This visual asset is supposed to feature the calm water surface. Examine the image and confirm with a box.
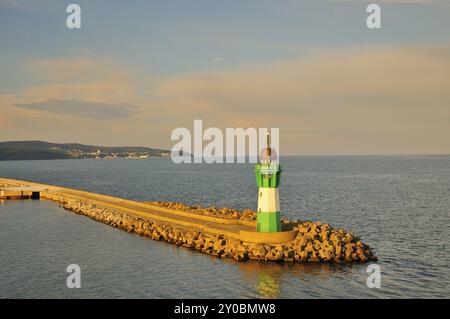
[0,156,449,298]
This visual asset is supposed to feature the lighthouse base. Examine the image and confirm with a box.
[239,229,298,244]
[256,211,281,232]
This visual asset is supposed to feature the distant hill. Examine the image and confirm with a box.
[0,140,171,161]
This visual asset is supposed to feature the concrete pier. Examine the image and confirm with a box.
[0,186,43,199]
[0,178,296,243]
[0,177,377,263]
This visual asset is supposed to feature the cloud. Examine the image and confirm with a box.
[21,58,141,104]
[14,99,138,119]
[2,46,450,154]
[25,57,132,84]
[4,57,147,119]
[157,45,450,112]
[0,58,165,147]
[153,44,450,154]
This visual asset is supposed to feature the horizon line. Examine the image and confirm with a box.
[0,140,449,157]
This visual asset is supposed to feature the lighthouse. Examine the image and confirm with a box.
[255,133,282,232]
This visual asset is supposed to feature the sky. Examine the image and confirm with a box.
[1,0,449,155]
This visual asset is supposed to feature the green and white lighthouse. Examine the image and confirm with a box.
[255,133,282,232]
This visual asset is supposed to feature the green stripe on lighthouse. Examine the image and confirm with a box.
[255,163,282,188]
[257,211,281,232]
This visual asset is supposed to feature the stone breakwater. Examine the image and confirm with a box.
[145,201,257,222]
[57,198,377,263]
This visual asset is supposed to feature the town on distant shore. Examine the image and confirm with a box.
[0,141,171,161]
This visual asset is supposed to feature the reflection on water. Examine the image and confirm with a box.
[237,262,283,298]
[1,156,449,298]
[235,259,362,298]
[256,274,280,299]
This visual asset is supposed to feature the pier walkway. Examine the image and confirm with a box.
[0,178,255,240]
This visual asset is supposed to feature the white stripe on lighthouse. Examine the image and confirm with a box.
[257,188,280,213]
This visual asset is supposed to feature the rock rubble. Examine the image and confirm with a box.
[56,197,377,263]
